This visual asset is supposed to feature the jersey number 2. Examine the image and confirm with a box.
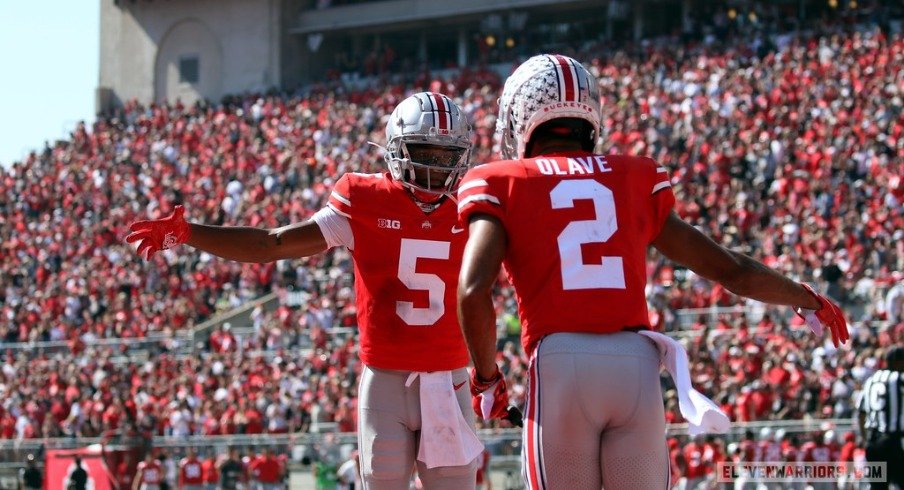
[397,238,450,325]
[551,180,626,290]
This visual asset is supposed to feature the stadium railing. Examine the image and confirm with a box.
[0,418,856,463]
[189,291,280,345]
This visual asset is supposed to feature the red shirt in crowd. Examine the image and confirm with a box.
[136,460,163,485]
[683,442,708,479]
[249,455,282,483]
[738,439,757,462]
[756,440,782,462]
[201,457,219,484]
[179,456,204,486]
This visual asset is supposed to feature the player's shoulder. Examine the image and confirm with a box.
[461,160,527,188]
[331,172,395,215]
[335,172,390,192]
[604,154,662,172]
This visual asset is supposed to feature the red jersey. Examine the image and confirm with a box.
[179,457,204,486]
[136,461,163,485]
[782,443,799,462]
[458,152,675,354]
[669,446,685,485]
[839,441,857,462]
[738,440,757,462]
[328,173,469,371]
[755,441,782,462]
[800,442,834,462]
[702,442,724,474]
[201,458,219,483]
[249,455,282,483]
[683,442,707,479]
[475,449,491,484]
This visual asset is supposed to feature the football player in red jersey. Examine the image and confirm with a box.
[133,452,163,490]
[456,54,850,489]
[126,92,482,489]
[178,448,204,490]
[682,436,708,490]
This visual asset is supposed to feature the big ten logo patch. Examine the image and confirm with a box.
[378,218,401,229]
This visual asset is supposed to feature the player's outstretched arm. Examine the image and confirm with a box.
[125,205,328,263]
[651,212,817,307]
[457,214,507,382]
[188,220,328,263]
[652,212,849,346]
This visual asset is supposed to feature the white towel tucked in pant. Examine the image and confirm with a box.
[639,331,731,435]
[406,371,483,468]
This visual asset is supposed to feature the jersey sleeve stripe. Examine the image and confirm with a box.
[457,179,489,194]
[652,181,672,195]
[331,191,351,207]
[327,202,352,219]
[458,194,501,211]
[657,167,668,173]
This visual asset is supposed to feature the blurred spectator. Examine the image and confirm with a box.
[19,453,42,490]
[248,447,283,490]
[335,450,360,490]
[67,457,88,490]
[133,452,163,490]
[218,448,246,490]
[178,448,204,490]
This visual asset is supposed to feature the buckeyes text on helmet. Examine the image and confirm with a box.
[496,54,601,160]
[384,92,473,199]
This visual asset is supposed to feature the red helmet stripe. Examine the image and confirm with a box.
[431,93,449,131]
[553,55,576,102]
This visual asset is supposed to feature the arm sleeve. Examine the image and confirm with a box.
[648,158,676,240]
[457,165,506,225]
[312,206,354,250]
[327,174,353,218]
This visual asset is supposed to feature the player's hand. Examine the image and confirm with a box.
[125,205,192,260]
[470,366,510,421]
[795,283,849,348]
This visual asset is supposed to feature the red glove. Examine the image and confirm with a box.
[795,283,849,348]
[470,366,510,421]
[125,205,192,260]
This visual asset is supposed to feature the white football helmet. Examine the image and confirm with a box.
[384,92,472,198]
[496,54,601,160]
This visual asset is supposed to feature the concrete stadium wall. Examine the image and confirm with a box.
[98,0,281,109]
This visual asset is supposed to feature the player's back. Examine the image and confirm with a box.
[458,151,674,354]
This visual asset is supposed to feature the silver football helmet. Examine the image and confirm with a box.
[496,54,601,159]
[384,92,473,198]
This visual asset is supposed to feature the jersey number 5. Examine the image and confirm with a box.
[551,179,626,290]
[397,238,450,325]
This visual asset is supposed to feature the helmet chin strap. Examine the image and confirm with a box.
[372,140,457,212]
[406,186,446,213]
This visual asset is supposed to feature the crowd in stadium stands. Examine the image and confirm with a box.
[0,10,902,490]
